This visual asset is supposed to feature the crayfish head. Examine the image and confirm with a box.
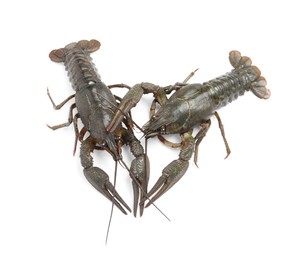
[143,126,166,138]
[142,109,173,137]
[143,107,191,138]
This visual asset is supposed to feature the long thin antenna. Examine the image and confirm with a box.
[105,161,118,245]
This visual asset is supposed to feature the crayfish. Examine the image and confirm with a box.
[107,50,270,205]
[47,40,149,217]
[48,40,270,220]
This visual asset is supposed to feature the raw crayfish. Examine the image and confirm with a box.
[107,50,271,206]
[47,40,149,217]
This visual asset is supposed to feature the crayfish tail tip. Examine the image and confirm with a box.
[49,48,66,62]
[76,39,101,53]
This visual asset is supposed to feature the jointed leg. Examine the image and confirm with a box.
[214,111,231,159]
[183,68,199,84]
[47,88,75,110]
[194,120,211,166]
[157,135,182,148]
[47,103,77,130]
[72,113,81,155]
[108,83,131,91]
[47,88,77,130]
[47,89,84,155]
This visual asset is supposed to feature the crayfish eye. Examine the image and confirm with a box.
[98,140,106,149]
[160,126,166,134]
[150,115,157,122]
[114,135,122,144]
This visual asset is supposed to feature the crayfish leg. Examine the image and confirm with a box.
[194,119,211,167]
[214,111,231,159]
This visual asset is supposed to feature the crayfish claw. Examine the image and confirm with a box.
[132,179,147,217]
[83,167,131,215]
[130,155,150,217]
[145,159,189,207]
[145,175,167,207]
[106,84,144,133]
[144,133,193,207]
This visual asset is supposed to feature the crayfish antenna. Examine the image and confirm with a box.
[105,161,118,245]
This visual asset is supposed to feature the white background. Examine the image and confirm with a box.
[1,0,301,259]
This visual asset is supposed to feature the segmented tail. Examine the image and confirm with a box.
[49,39,102,91]
[49,39,100,62]
[229,51,271,99]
